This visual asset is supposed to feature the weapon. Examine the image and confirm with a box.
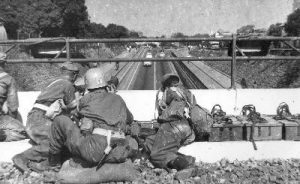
[242,105,266,151]
[96,130,112,171]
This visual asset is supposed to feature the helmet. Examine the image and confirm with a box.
[161,73,180,87]
[0,52,7,63]
[59,62,79,72]
[84,67,111,89]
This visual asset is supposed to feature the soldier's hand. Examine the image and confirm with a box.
[2,101,8,114]
[130,121,141,137]
[8,110,18,119]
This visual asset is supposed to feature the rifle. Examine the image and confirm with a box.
[242,105,266,151]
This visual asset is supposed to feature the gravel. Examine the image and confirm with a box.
[1,158,300,183]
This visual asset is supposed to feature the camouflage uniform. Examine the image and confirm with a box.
[26,77,77,144]
[146,74,196,170]
[49,89,134,166]
[0,52,26,142]
[13,62,79,171]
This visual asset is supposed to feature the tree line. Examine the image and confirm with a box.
[0,0,141,39]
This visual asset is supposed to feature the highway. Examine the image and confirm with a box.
[116,47,240,90]
[116,47,180,90]
[131,61,175,90]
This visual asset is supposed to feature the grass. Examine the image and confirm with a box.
[190,49,300,88]
[5,44,125,91]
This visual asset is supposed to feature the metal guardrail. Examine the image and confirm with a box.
[1,35,300,89]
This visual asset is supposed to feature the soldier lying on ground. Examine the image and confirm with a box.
[29,67,136,173]
[13,61,80,172]
[0,52,27,142]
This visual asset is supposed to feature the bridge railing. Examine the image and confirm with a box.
[1,36,300,89]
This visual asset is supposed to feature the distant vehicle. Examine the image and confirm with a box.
[143,52,153,67]
[159,52,165,57]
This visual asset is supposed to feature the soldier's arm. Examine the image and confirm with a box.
[63,83,77,110]
[6,77,19,118]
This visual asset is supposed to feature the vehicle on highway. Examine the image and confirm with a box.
[143,52,153,67]
[159,51,166,57]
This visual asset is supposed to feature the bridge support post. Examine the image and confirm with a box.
[66,37,70,62]
[231,34,237,89]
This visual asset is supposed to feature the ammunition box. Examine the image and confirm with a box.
[209,116,244,142]
[244,115,282,141]
[278,119,300,140]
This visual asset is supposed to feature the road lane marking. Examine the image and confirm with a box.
[126,62,141,90]
[153,61,156,90]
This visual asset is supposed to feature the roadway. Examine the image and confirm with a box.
[117,48,179,90]
[131,61,174,90]
[116,47,238,90]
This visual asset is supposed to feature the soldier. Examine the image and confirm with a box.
[37,67,134,171]
[13,61,79,172]
[144,73,196,172]
[0,52,27,142]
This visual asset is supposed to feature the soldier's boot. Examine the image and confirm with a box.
[28,153,61,173]
[0,129,6,141]
[12,153,30,172]
[168,155,197,180]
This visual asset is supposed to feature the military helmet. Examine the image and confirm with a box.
[84,67,111,89]
[161,73,180,87]
[0,52,7,63]
[59,61,79,72]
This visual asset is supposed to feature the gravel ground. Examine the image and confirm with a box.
[1,158,300,183]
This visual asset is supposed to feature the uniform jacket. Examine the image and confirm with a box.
[79,90,133,132]
[0,69,19,113]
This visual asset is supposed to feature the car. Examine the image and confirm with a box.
[144,52,153,66]
[159,52,165,57]
[143,61,152,66]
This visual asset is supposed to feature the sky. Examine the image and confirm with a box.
[85,0,294,37]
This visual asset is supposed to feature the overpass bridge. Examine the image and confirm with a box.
[1,37,300,165]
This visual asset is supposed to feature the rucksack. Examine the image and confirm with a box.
[171,87,213,141]
[189,104,213,141]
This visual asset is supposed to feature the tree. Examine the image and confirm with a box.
[171,32,187,38]
[237,25,255,35]
[17,0,62,37]
[267,23,283,36]
[105,24,129,38]
[128,30,140,38]
[0,0,23,39]
[285,8,300,36]
[86,22,106,38]
[0,0,90,38]
[53,0,90,37]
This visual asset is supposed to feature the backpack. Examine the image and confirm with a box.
[189,104,213,141]
[158,100,186,122]
[158,86,213,141]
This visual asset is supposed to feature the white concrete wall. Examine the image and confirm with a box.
[4,89,300,163]
[18,88,300,123]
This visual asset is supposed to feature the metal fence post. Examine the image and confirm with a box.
[66,37,70,62]
[231,34,237,89]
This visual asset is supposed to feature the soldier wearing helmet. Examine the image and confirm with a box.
[13,61,80,172]
[142,73,197,175]
[0,52,27,142]
[30,67,134,172]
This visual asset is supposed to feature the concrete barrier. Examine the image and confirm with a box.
[2,88,300,163]
[18,88,300,123]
